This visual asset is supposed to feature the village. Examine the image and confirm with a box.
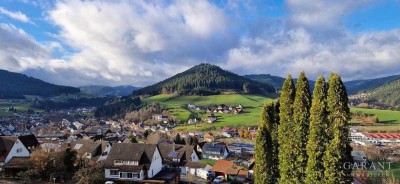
[0,102,258,183]
[0,100,397,184]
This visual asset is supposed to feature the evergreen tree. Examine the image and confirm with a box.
[255,102,279,184]
[323,73,353,184]
[278,74,296,183]
[271,101,280,182]
[305,76,328,183]
[130,136,138,143]
[255,102,273,184]
[292,72,312,183]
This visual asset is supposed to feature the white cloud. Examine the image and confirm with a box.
[0,7,32,23]
[1,0,400,87]
[0,23,49,71]
[38,0,236,86]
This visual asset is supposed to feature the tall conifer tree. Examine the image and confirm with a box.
[255,102,276,184]
[292,72,311,183]
[271,101,280,182]
[323,73,353,184]
[278,74,296,183]
[305,76,328,183]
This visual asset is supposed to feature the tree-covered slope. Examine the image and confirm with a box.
[244,74,286,90]
[344,74,400,95]
[0,69,80,98]
[133,64,275,96]
[361,79,400,106]
[80,85,139,97]
[245,74,315,91]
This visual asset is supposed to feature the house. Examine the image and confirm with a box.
[152,114,168,122]
[212,160,234,180]
[2,134,39,164]
[187,104,196,109]
[104,143,163,181]
[157,143,199,173]
[204,133,214,142]
[228,142,255,155]
[0,135,39,175]
[185,162,212,179]
[70,139,109,161]
[98,142,113,162]
[212,160,247,182]
[0,136,17,173]
[206,114,217,123]
[202,143,229,160]
[188,118,202,125]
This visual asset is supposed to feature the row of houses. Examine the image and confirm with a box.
[350,132,400,146]
[188,103,244,115]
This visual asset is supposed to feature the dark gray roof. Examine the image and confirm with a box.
[0,136,17,162]
[158,143,196,164]
[18,134,39,150]
[202,143,227,156]
[104,143,158,168]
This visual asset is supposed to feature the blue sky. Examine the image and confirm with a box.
[1,0,400,87]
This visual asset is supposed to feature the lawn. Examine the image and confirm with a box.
[199,159,217,166]
[350,107,400,124]
[143,94,274,131]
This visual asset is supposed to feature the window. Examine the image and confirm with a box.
[16,148,22,153]
[120,172,127,178]
[127,173,133,178]
[114,160,122,164]
[110,170,118,176]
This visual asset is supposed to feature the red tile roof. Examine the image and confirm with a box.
[212,160,234,173]
[364,133,400,139]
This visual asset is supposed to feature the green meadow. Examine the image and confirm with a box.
[350,107,400,124]
[0,100,43,117]
[143,94,274,131]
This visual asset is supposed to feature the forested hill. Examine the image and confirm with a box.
[245,73,400,95]
[245,74,316,91]
[244,74,286,90]
[344,74,400,95]
[0,69,80,99]
[360,79,400,106]
[80,85,139,97]
[132,63,275,96]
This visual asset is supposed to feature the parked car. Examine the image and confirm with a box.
[213,176,225,183]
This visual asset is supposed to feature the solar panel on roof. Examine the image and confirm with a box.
[168,151,179,158]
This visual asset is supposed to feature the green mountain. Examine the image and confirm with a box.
[245,74,315,91]
[344,75,400,95]
[0,69,79,99]
[244,74,286,90]
[358,79,400,106]
[80,85,140,97]
[132,63,275,96]
[245,73,400,96]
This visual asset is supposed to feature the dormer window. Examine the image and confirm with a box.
[114,160,138,165]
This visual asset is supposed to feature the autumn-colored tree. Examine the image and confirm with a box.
[243,130,250,139]
[238,129,244,138]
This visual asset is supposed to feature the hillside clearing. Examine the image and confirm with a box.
[143,94,274,131]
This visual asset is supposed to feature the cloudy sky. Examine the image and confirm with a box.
[1,0,400,87]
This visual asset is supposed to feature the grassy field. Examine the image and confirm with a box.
[0,100,43,117]
[350,107,400,124]
[143,94,274,131]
